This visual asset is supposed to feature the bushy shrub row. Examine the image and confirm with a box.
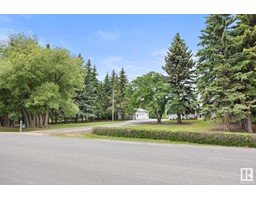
[92,127,256,148]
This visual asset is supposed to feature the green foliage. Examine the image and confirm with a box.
[104,69,129,120]
[196,14,256,132]
[230,14,256,132]
[75,59,98,121]
[0,33,84,127]
[126,71,171,123]
[163,33,196,123]
[196,15,242,131]
[92,127,256,148]
[119,68,128,98]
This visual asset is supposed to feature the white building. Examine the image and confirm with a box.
[168,112,204,120]
[133,108,149,120]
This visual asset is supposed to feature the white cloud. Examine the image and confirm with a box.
[95,29,120,40]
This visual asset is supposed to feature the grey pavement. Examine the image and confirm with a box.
[0,133,255,185]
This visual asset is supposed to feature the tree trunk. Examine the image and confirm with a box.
[238,119,242,127]
[75,114,79,123]
[39,114,43,127]
[223,113,230,131]
[177,113,182,124]
[241,119,246,128]
[29,114,35,128]
[244,118,248,131]
[157,117,161,123]
[22,108,30,127]
[44,106,49,127]
[35,114,39,127]
[247,112,253,133]
[3,115,10,127]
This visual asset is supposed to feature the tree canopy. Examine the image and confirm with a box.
[163,33,196,123]
[126,72,171,123]
[0,33,84,127]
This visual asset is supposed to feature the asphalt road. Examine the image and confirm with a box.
[0,133,256,185]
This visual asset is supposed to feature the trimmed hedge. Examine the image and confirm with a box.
[92,127,256,148]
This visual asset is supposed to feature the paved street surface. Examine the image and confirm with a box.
[0,133,256,185]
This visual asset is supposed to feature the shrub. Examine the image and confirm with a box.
[92,127,256,148]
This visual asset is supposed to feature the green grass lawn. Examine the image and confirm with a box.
[0,121,124,132]
[129,120,214,132]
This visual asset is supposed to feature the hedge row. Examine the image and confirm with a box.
[92,127,256,148]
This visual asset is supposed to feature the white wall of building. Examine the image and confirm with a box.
[133,108,149,120]
[168,112,203,120]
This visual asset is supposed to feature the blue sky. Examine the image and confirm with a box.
[0,14,207,80]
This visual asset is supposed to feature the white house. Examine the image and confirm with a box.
[133,108,149,120]
[168,111,204,120]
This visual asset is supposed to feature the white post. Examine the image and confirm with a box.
[19,120,22,132]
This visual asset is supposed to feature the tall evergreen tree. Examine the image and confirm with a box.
[119,68,128,98]
[231,14,256,133]
[90,65,105,120]
[77,59,97,121]
[163,33,196,123]
[118,68,129,119]
[107,73,122,120]
[103,73,112,97]
[91,65,98,86]
[102,73,112,120]
[110,69,116,90]
[196,15,237,131]
[95,81,107,120]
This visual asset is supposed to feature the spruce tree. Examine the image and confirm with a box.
[103,73,112,97]
[79,59,97,121]
[107,73,122,120]
[119,68,128,98]
[231,14,256,133]
[196,15,237,131]
[118,68,128,119]
[163,33,196,123]
[102,73,112,120]
[110,69,116,89]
